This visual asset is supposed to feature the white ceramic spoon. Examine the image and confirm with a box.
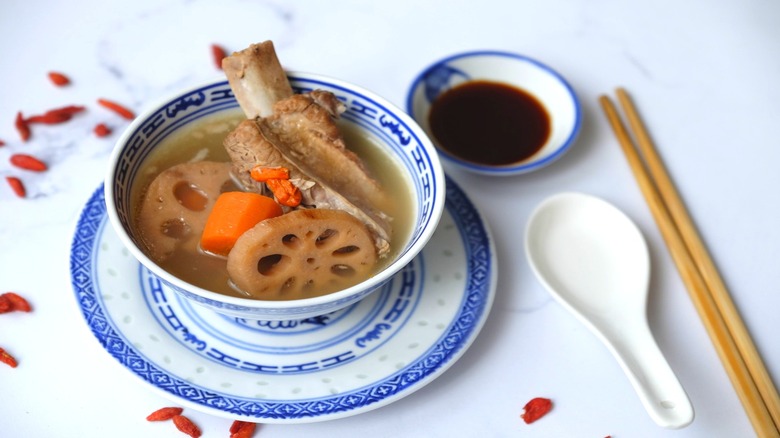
[524,192,694,429]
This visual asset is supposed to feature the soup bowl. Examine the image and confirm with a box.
[406,50,581,176]
[105,74,445,320]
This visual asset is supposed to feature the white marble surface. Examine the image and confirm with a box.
[1,0,778,436]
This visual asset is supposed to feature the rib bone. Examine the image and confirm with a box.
[222,41,293,119]
[222,41,393,257]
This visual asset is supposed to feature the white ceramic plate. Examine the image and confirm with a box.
[70,176,496,423]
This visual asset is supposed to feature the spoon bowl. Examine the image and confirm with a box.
[525,192,694,429]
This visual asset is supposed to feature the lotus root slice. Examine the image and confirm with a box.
[136,161,236,262]
[227,209,378,299]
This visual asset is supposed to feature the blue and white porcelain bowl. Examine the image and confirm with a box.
[105,74,445,320]
[406,51,581,176]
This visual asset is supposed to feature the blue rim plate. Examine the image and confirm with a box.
[69,175,496,423]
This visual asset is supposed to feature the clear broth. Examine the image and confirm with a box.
[130,110,413,299]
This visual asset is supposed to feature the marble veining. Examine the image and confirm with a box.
[1,0,779,436]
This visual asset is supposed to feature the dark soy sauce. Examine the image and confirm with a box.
[428,81,550,166]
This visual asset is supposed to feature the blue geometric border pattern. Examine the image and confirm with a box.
[108,77,441,318]
[140,262,421,369]
[70,174,493,420]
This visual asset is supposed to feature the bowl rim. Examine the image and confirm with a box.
[405,49,582,175]
[104,72,445,311]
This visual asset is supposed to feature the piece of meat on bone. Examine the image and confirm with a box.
[261,90,390,215]
[222,41,392,257]
[225,115,391,257]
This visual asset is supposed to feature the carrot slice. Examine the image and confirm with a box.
[200,192,283,256]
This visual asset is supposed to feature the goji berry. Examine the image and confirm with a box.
[26,112,72,124]
[520,397,552,424]
[15,112,30,142]
[97,98,135,120]
[0,347,18,368]
[266,178,301,207]
[146,406,183,421]
[1,292,31,312]
[94,123,112,137]
[171,415,201,438]
[230,421,257,438]
[211,44,227,70]
[229,420,243,434]
[5,176,26,198]
[0,295,11,313]
[0,139,5,146]
[10,154,47,172]
[26,105,86,125]
[250,166,290,182]
[48,72,71,86]
[50,105,86,116]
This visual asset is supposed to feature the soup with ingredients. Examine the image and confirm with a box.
[130,110,413,300]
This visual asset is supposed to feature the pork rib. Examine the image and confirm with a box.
[224,118,391,257]
[222,41,392,256]
[260,90,390,214]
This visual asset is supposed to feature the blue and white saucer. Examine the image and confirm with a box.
[70,175,496,423]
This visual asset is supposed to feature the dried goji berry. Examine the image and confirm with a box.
[26,105,86,125]
[0,139,5,146]
[15,112,30,141]
[10,154,47,172]
[250,166,290,182]
[5,176,26,198]
[211,44,227,70]
[2,292,31,312]
[48,71,71,86]
[171,415,201,438]
[520,397,552,424]
[146,406,183,421]
[26,112,72,124]
[266,178,301,207]
[94,123,112,137]
[51,105,86,116]
[97,98,135,120]
[0,295,11,313]
[0,347,18,368]
[230,421,257,438]
[229,420,243,434]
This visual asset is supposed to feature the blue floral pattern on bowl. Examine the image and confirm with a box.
[104,75,445,320]
[422,64,470,103]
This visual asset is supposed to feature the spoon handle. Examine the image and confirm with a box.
[600,320,694,429]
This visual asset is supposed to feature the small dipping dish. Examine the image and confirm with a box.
[406,51,581,175]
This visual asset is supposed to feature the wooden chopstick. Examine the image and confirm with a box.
[614,88,780,427]
[599,91,780,437]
